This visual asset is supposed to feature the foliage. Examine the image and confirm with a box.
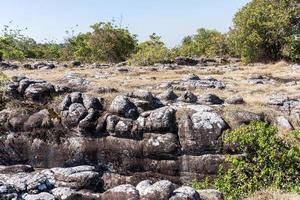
[177,28,228,57]
[60,22,137,63]
[129,33,172,66]
[214,121,300,200]
[191,177,210,190]
[87,22,137,63]
[227,0,300,63]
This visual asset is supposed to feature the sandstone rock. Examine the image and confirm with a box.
[178,91,198,103]
[0,61,19,70]
[157,90,178,101]
[33,62,56,70]
[170,186,201,200]
[197,93,223,105]
[276,116,293,130]
[139,180,176,200]
[101,184,139,200]
[109,95,139,119]
[51,187,82,200]
[197,189,223,200]
[178,106,227,154]
[24,109,53,131]
[225,95,244,104]
[175,57,198,66]
[181,76,225,90]
[22,192,55,200]
[182,74,200,81]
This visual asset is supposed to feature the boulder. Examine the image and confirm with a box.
[24,109,53,131]
[276,116,293,130]
[178,91,198,103]
[109,95,139,119]
[225,95,244,105]
[197,189,223,200]
[139,180,176,200]
[197,93,223,105]
[101,184,139,200]
[178,106,228,154]
[170,186,201,200]
[22,192,55,200]
[175,57,198,66]
[157,90,178,101]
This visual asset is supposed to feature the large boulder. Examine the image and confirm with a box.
[178,106,228,154]
[109,95,139,119]
[101,184,140,200]
[138,180,176,200]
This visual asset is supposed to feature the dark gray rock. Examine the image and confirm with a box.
[197,93,223,105]
[109,95,139,119]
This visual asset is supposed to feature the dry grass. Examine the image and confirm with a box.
[245,190,300,200]
[3,60,300,116]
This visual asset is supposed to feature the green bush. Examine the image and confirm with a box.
[129,33,171,66]
[227,0,300,63]
[177,28,228,57]
[214,121,300,200]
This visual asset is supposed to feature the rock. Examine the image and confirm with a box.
[59,72,90,91]
[181,76,225,90]
[248,74,275,85]
[226,111,264,128]
[51,187,82,200]
[175,57,198,66]
[109,95,139,119]
[61,103,88,128]
[182,74,200,81]
[0,62,19,70]
[117,67,129,73]
[157,90,178,101]
[266,94,289,106]
[22,192,55,200]
[143,133,180,158]
[7,114,29,132]
[142,106,177,133]
[101,184,139,200]
[4,77,55,103]
[225,95,244,104]
[32,62,56,70]
[178,91,198,103]
[0,165,34,174]
[170,186,201,200]
[71,61,81,67]
[197,189,223,200]
[127,90,163,112]
[24,109,53,131]
[197,93,223,105]
[115,61,127,67]
[276,116,293,130]
[178,106,228,154]
[139,180,176,200]
[96,87,118,94]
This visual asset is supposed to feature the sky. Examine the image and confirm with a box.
[0,0,249,47]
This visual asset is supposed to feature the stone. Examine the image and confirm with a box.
[276,116,293,130]
[182,74,200,81]
[181,76,225,90]
[175,57,198,66]
[197,93,224,105]
[51,187,82,200]
[101,184,139,200]
[157,90,178,101]
[178,106,228,154]
[139,180,176,200]
[109,95,139,119]
[170,186,201,200]
[225,95,244,104]
[178,91,198,103]
[22,192,55,200]
[24,109,53,131]
[197,189,223,200]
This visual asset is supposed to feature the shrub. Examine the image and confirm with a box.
[214,121,300,200]
[129,33,172,66]
[177,28,228,58]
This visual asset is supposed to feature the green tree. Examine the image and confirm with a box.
[130,33,171,66]
[227,0,300,63]
[178,28,227,57]
[87,22,137,63]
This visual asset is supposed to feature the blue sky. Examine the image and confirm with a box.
[0,0,249,47]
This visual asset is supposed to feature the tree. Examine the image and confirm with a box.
[177,28,228,57]
[130,33,171,66]
[87,22,137,63]
[227,0,300,63]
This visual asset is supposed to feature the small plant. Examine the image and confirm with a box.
[191,177,210,190]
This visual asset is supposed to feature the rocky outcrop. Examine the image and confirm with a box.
[3,76,55,103]
[180,75,226,90]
